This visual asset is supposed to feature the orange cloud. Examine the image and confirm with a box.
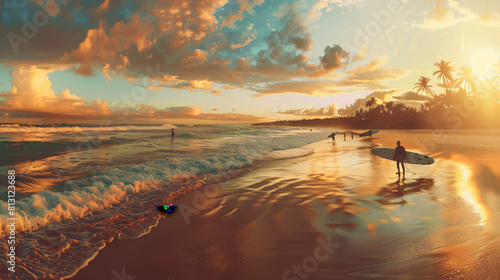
[346,55,406,82]
[0,66,110,117]
[96,0,110,13]
[210,89,223,95]
[415,0,499,30]
[278,104,338,117]
[151,0,229,44]
[60,14,156,76]
[221,0,265,28]
[338,90,397,116]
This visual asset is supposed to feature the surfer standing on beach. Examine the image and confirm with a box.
[393,141,406,175]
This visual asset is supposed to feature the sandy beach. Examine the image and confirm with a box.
[70,129,500,280]
[2,1,500,278]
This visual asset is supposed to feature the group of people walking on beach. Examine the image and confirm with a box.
[331,129,407,175]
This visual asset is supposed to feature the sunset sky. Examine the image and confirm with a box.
[0,0,499,124]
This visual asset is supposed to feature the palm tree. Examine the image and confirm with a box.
[455,65,479,95]
[365,97,377,110]
[433,60,454,91]
[413,76,436,100]
[385,101,394,114]
[492,62,500,85]
[418,103,426,113]
[483,77,500,102]
[440,90,456,108]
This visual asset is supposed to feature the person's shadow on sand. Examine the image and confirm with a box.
[374,176,435,205]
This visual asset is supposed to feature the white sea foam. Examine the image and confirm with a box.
[0,124,177,133]
[0,126,328,279]
[269,148,314,160]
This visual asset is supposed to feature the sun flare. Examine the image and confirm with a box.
[470,48,500,79]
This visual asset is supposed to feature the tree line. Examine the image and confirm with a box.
[253,61,500,129]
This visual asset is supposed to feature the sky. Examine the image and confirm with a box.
[0,0,499,124]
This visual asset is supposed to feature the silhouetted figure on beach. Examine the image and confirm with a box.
[393,141,406,175]
[171,128,176,137]
[351,133,353,139]
[332,132,335,142]
[344,133,346,141]
[369,129,373,139]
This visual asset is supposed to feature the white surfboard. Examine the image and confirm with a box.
[371,148,434,165]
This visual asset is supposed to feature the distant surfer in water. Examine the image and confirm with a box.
[393,141,406,175]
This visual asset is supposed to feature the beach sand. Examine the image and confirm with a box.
[70,130,500,280]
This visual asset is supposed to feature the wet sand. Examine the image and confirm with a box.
[70,130,500,280]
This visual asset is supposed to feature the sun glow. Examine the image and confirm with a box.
[470,48,500,79]
[455,164,489,225]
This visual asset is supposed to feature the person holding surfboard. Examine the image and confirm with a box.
[393,141,406,175]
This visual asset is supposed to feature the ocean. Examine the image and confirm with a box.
[2,125,500,279]
[0,124,327,279]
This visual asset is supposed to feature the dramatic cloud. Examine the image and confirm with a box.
[171,80,213,90]
[416,0,499,30]
[346,55,406,82]
[338,90,397,116]
[393,91,427,101]
[60,14,156,76]
[278,104,338,117]
[250,80,356,97]
[320,45,350,71]
[0,66,110,117]
[0,0,453,124]
[0,66,266,123]
[221,0,265,28]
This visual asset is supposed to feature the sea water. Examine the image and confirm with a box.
[0,124,326,279]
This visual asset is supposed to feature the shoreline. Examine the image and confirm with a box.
[67,139,329,280]
[68,130,500,279]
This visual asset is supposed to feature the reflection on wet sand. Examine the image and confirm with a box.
[375,175,435,206]
[38,129,500,280]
